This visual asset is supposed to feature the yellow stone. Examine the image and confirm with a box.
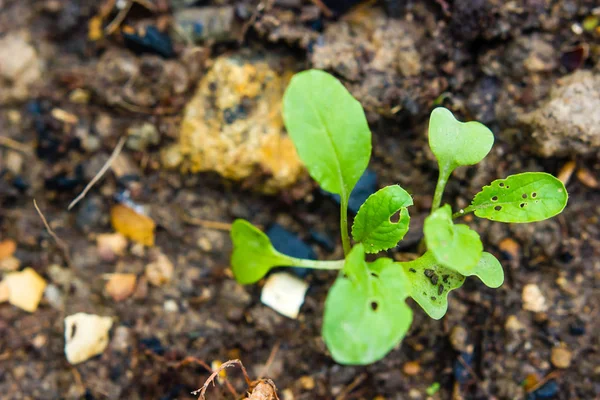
[3,267,47,312]
[164,52,304,193]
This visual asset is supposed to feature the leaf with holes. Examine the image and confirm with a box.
[469,172,568,223]
[428,107,494,172]
[283,70,372,200]
[464,252,504,288]
[402,252,466,320]
[424,205,483,274]
[351,185,413,253]
[323,245,413,365]
[230,219,293,284]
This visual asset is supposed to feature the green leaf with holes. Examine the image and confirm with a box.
[283,70,372,200]
[469,172,568,223]
[424,205,483,273]
[402,252,465,320]
[428,107,494,172]
[351,185,413,253]
[323,246,413,365]
[464,252,504,288]
[230,219,293,284]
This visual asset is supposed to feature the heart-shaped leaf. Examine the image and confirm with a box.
[402,252,465,320]
[424,205,483,274]
[464,252,504,288]
[230,219,293,284]
[428,107,494,170]
[323,247,413,365]
[469,172,568,223]
[351,185,413,253]
[283,70,372,200]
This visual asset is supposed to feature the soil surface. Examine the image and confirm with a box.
[1,0,599,399]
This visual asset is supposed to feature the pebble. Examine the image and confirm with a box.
[44,284,64,310]
[299,375,315,390]
[163,299,179,313]
[111,204,156,247]
[5,151,23,175]
[449,325,471,353]
[522,284,548,312]
[0,256,20,271]
[75,196,106,233]
[550,345,572,369]
[145,252,174,286]
[402,361,421,376]
[105,273,137,302]
[261,272,309,319]
[126,122,160,151]
[96,233,128,262]
[111,325,132,352]
[64,313,113,364]
[0,239,17,260]
[0,32,43,102]
[505,315,526,332]
[3,267,47,312]
[174,7,237,43]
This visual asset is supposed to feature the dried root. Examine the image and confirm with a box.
[194,359,279,400]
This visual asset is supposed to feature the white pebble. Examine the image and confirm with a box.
[64,313,113,364]
[261,272,308,319]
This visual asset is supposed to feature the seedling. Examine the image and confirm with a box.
[230,70,568,365]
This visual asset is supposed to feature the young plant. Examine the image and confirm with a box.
[229,70,568,365]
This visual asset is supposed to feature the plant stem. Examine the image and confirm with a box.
[452,205,475,219]
[288,257,345,270]
[431,164,452,213]
[340,194,351,256]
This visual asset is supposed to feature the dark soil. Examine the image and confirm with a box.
[1,0,599,399]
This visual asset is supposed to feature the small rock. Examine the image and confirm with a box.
[163,51,304,193]
[520,71,600,157]
[126,122,160,151]
[5,151,24,175]
[174,7,238,43]
[111,204,155,247]
[31,334,47,349]
[64,313,113,364]
[44,284,64,310]
[105,273,137,302]
[0,255,20,271]
[145,252,174,286]
[576,168,598,189]
[505,315,526,332]
[3,267,47,312]
[522,284,548,312]
[0,239,16,260]
[299,375,315,390]
[403,361,421,376]
[111,325,132,352]
[261,272,309,319]
[97,233,128,262]
[449,325,471,353]
[550,345,572,369]
[0,32,43,103]
[163,299,179,312]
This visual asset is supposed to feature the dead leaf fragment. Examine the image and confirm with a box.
[105,273,137,302]
[64,313,113,364]
[3,267,47,312]
[0,239,16,260]
[110,204,155,246]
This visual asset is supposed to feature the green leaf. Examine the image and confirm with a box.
[230,219,292,284]
[323,248,413,365]
[351,185,413,253]
[428,107,494,170]
[402,252,465,320]
[283,70,372,199]
[424,205,483,273]
[464,252,504,288]
[469,172,568,223]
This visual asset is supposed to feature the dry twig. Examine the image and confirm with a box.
[33,199,72,267]
[68,136,126,210]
